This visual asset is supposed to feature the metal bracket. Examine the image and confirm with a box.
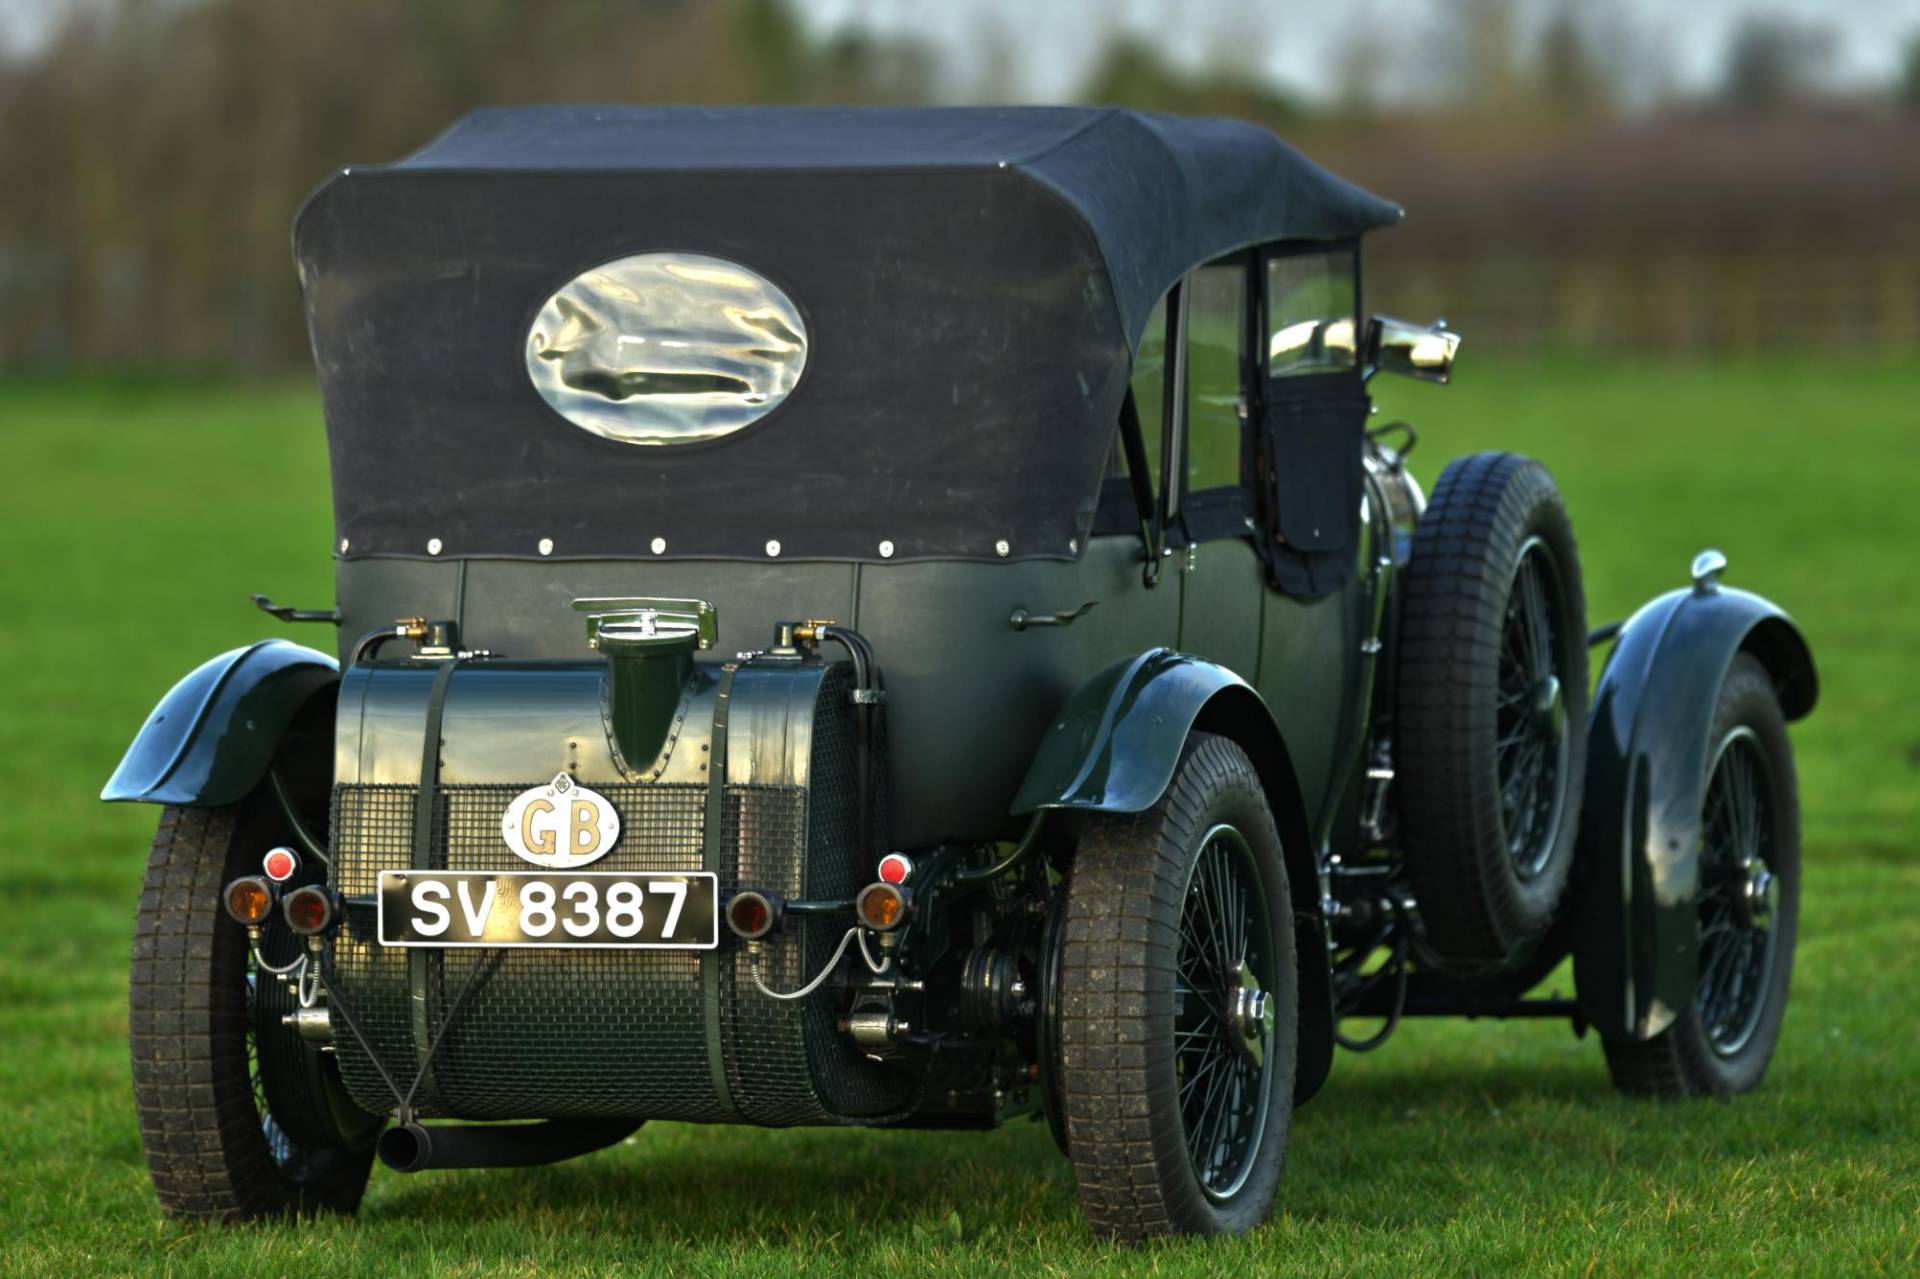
[252,593,342,625]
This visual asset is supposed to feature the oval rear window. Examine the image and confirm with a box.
[525,252,807,446]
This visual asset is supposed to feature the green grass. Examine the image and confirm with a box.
[1,361,1916,1276]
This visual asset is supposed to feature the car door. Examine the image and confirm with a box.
[1170,257,1264,681]
[1253,244,1375,827]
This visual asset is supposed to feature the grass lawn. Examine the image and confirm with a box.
[0,360,1914,1276]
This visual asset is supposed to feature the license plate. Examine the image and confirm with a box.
[376,870,718,949]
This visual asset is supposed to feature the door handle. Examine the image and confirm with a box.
[1009,600,1098,631]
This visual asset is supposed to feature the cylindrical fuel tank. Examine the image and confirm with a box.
[323,654,909,1125]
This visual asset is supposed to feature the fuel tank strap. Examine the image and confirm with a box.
[406,657,461,1119]
[702,660,742,1117]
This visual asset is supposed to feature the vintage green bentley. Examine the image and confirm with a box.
[106,107,1816,1241]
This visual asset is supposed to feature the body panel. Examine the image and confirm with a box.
[337,536,1179,847]
[1177,538,1264,686]
[1257,582,1362,824]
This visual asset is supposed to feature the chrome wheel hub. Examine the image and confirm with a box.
[1698,726,1780,1058]
[1735,856,1777,929]
[1174,824,1276,1203]
[1529,674,1563,737]
[1227,960,1272,1068]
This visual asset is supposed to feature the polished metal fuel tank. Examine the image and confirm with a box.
[323,655,909,1124]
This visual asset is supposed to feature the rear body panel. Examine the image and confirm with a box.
[330,530,1371,849]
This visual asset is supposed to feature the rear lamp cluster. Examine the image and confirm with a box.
[221,845,337,936]
[724,883,912,941]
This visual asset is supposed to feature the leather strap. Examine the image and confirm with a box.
[702,662,742,1116]
[406,658,461,1118]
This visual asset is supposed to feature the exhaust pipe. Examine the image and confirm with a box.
[377,1118,642,1173]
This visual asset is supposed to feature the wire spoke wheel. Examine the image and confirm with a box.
[1695,727,1780,1057]
[1057,734,1297,1240]
[1173,824,1275,1202]
[1394,452,1587,967]
[1597,654,1802,1098]
[244,929,333,1184]
[131,802,375,1220]
[1496,536,1572,879]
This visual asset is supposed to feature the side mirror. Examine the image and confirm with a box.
[1364,316,1462,384]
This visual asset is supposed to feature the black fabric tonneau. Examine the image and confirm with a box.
[297,106,1401,565]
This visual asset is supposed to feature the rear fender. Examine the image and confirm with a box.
[101,640,340,806]
[1574,577,1815,1041]
[1014,648,1336,1103]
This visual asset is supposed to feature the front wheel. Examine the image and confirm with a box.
[1601,655,1801,1096]
[130,800,379,1221]
[1057,733,1298,1241]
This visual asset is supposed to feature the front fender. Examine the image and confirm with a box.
[1574,582,1815,1041]
[101,640,340,806]
[1014,649,1336,1104]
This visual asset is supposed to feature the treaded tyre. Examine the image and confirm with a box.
[1394,451,1588,969]
[131,798,379,1221]
[1058,733,1297,1241]
[1602,655,1800,1096]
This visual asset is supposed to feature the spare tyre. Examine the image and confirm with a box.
[1393,451,1587,970]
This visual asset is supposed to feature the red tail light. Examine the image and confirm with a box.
[725,890,781,941]
[282,885,335,935]
[262,847,300,883]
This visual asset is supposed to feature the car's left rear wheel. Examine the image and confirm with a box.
[1056,733,1297,1241]
[131,797,380,1221]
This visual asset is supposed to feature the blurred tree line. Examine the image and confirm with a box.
[2,0,1917,371]
[0,0,930,371]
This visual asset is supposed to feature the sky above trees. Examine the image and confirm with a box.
[793,0,1919,108]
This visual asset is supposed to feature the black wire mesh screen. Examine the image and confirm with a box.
[324,663,909,1124]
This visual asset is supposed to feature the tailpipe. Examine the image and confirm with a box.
[377,1118,642,1173]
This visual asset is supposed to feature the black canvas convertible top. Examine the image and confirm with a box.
[298,106,1400,564]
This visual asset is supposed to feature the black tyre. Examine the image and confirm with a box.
[131,799,380,1221]
[1058,733,1298,1241]
[1602,655,1800,1096]
[1395,451,1588,968]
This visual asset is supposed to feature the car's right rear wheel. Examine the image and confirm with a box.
[1056,733,1297,1241]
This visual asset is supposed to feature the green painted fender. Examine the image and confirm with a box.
[1014,648,1336,1104]
[101,640,339,806]
[1574,582,1815,1042]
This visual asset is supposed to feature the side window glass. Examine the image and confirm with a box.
[1185,264,1246,492]
[1122,293,1168,490]
[1267,249,1358,377]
